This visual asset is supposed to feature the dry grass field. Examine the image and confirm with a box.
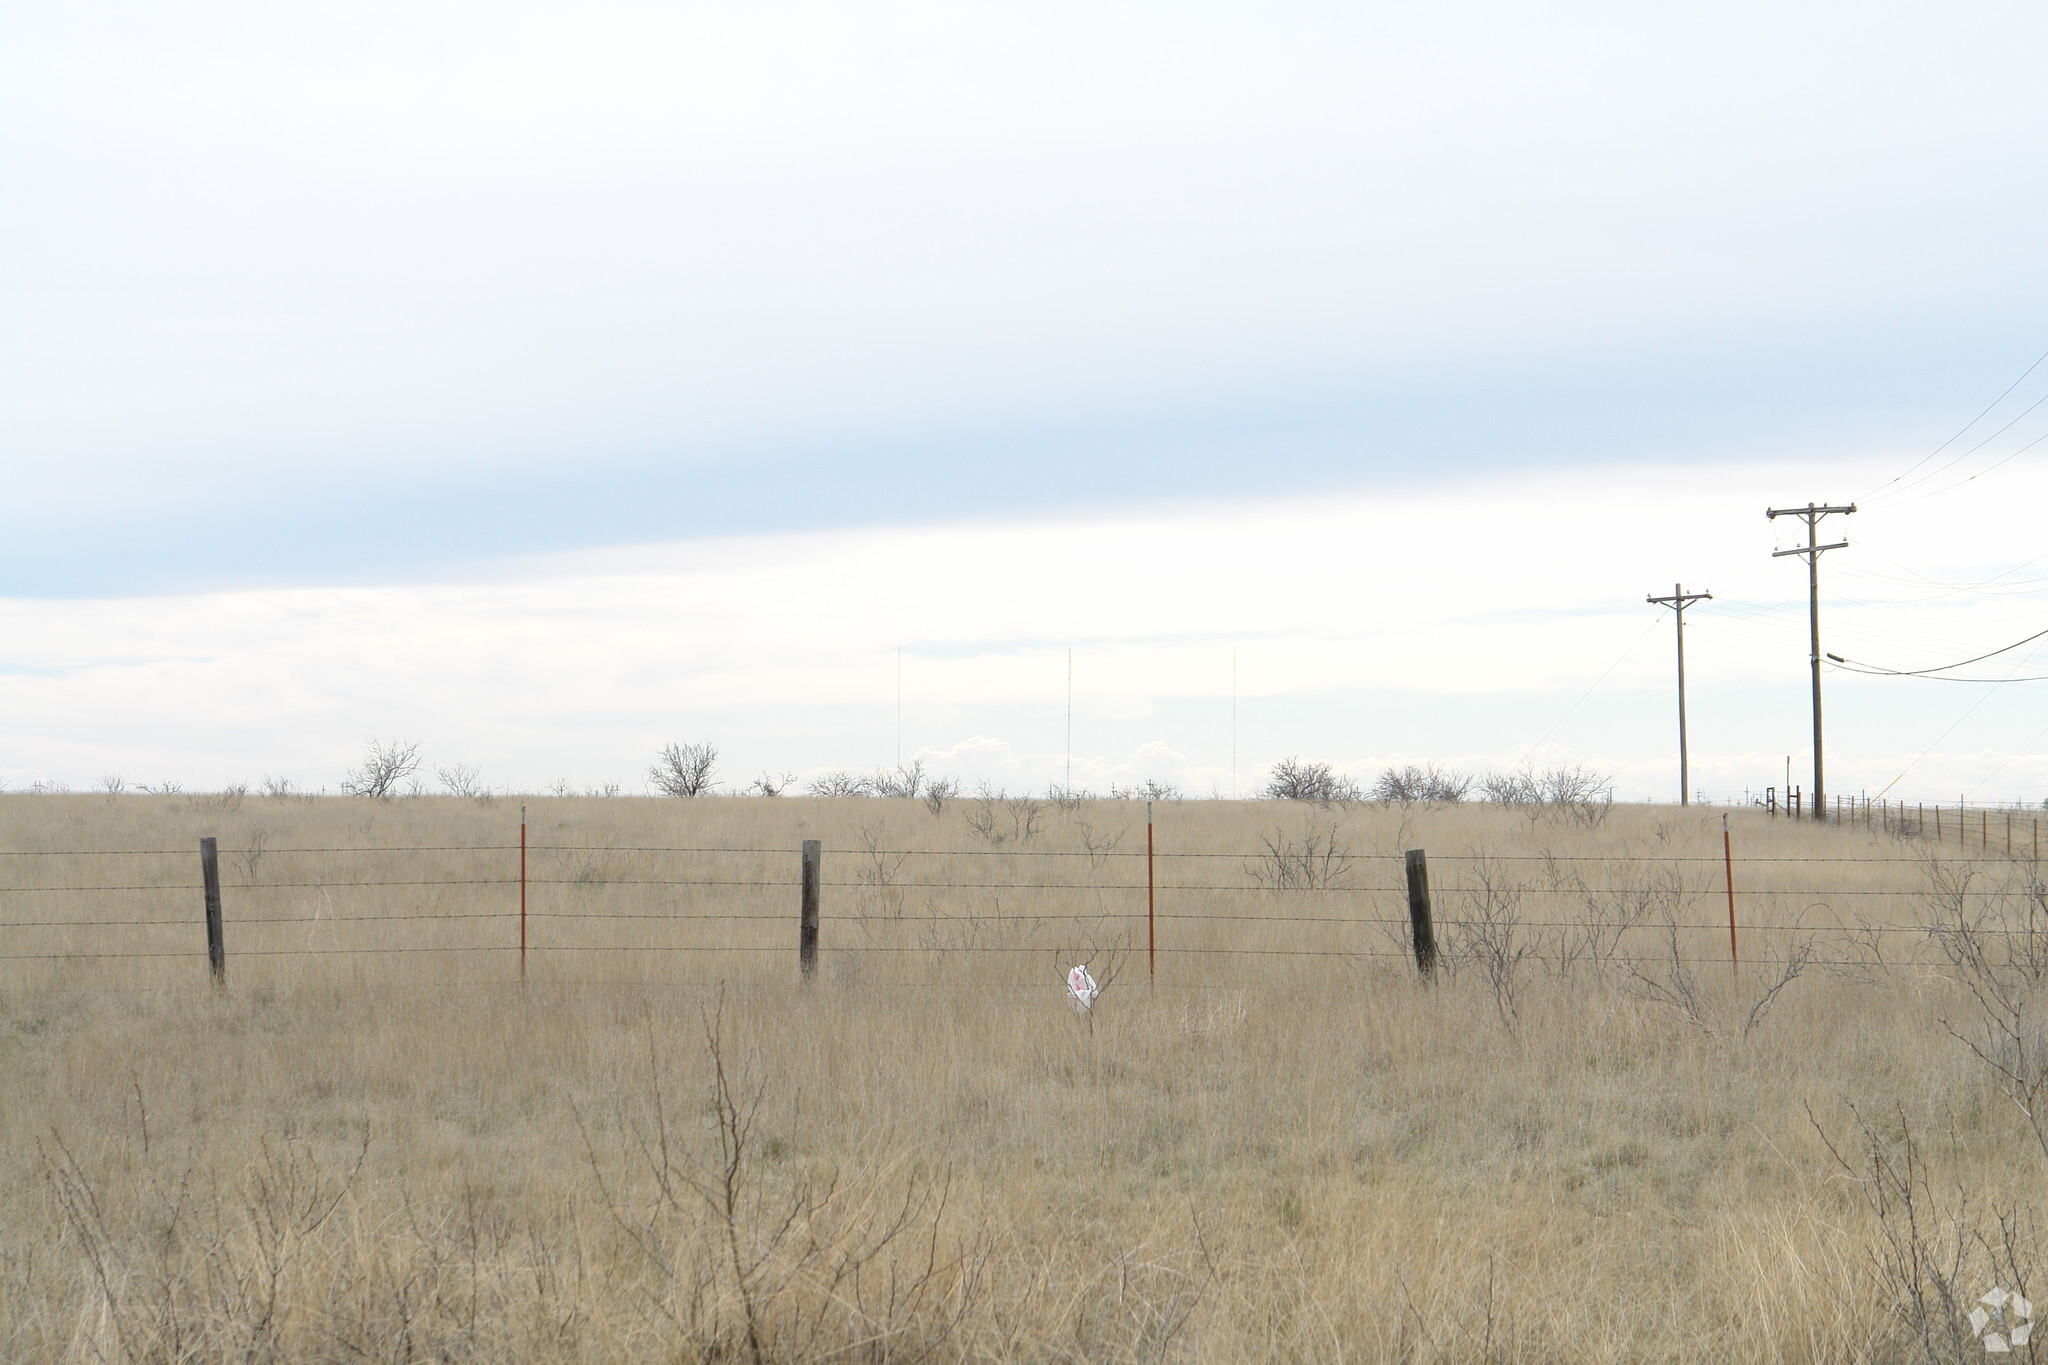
[3,790,2046,1362]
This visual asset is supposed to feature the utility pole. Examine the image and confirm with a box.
[1647,583,1711,805]
[1766,502,1855,821]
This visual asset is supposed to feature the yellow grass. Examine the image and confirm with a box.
[2,791,2044,1362]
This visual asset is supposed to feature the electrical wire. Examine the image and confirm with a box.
[1862,343,2048,502]
[1825,626,2048,677]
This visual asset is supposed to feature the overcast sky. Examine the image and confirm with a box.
[5,0,2047,801]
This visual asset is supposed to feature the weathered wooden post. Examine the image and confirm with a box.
[1404,849,1436,980]
[800,839,821,977]
[200,836,225,985]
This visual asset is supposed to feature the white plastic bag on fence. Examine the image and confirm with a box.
[1067,964,1099,1013]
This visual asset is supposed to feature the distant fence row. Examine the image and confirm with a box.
[2,825,2042,993]
[1760,792,2045,855]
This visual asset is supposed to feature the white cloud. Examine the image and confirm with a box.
[5,456,2046,803]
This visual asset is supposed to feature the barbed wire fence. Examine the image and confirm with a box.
[3,818,2044,995]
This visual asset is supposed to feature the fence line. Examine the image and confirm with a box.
[1,827,2041,989]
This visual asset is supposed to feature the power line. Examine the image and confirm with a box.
[1862,343,2048,501]
[1823,624,2048,677]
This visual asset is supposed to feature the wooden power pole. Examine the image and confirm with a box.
[1647,583,1711,805]
[1766,502,1856,821]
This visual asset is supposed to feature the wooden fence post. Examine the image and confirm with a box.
[1404,849,1437,980]
[200,836,225,985]
[800,840,821,977]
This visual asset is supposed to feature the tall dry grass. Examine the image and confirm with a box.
[2,791,2045,1362]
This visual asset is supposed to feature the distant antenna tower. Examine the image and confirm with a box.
[1065,649,1073,793]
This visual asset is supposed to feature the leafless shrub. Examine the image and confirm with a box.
[259,774,297,799]
[1111,779,1183,801]
[1621,914,1812,1039]
[1447,856,1534,1022]
[855,824,909,917]
[40,1123,370,1365]
[805,770,873,798]
[1925,856,2048,1160]
[1809,1103,1983,1361]
[583,782,620,799]
[1246,822,1355,890]
[1542,857,1693,974]
[962,785,1044,846]
[1262,757,1364,805]
[190,783,249,812]
[98,773,126,795]
[871,760,930,799]
[1075,817,1128,867]
[135,780,176,795]
[1483,764,1614,827]
[1371,763,1472,804]
[575,998,985,1362]
[649,741,719,797]
[922,777,959,816]
[747,771,797,796]
[1046,784,1092,811]
[436,761,485,798]
[341,738,421,800]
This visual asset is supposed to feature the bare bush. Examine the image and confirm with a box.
[1371,763,1473,804]
[1448,856,1534,1022]
[260,774,297,799]
[1483,763,1614,826]
[746,771,797,796]
[1246,822,1356,890]
[963,785,1044,846]
[575,998,985,1362]
[805,770,873,798]
[1111,779,1183,801]
[649,742,719,797]
[341,738,421,800]
[1262,757,1364,805]
[1809,1103,1982,1361]
[1925,856,2048,1160]
[1621,914,1813,1039]
[98,773,126,795]
[436,761,485,799]
[871,760,933,799]
[922,777,959,816]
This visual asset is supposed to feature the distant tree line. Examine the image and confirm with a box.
[47,736,1614,813]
